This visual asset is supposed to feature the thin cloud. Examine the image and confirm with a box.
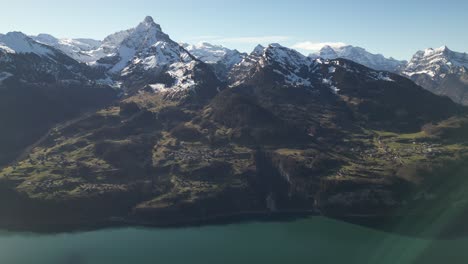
[292,41,347,51]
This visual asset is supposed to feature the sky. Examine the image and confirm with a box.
[0,0,467,60]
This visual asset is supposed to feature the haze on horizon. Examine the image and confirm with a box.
[0,0,467,60]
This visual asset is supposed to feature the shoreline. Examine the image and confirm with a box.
[0,209,320,234]
[1,209,465,240]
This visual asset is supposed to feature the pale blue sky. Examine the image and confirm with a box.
[1,0,467,60]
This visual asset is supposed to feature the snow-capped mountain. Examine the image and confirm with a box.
[9,16,221,98]
[222,43,450,136]
[0,32,55,57]
[310,45,406,73]
[182,42,246,81]
[182,42,236,64]
[402,46,468,105]
[403,46,468,79]
[31,34,102,63]
[250,43,318,86]
[103,16,219,97]
[0,32,106,84]
[228,44,266,84]
[228,43,396,96]
[104,16,192,74]
[4,16,468,105]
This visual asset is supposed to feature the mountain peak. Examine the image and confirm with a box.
[268,43,283,48]
[422,46,451,57]
[436,45,450,52]
[251,44,265,56]
[136,16,162,32]
[143,16,154,24]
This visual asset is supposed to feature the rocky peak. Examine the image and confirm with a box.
[251,44,265,56]
[229,43,316,87]
[263,43,311,68]
[404,46,468,78]
[135,16,163,33]
[120,16,169,52]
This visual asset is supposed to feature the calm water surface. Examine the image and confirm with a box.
[0,217,466,264]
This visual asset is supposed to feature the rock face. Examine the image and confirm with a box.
[402,46,468,105]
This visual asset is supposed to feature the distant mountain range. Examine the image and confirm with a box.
[309,45,407,73]
[309,45,468,105]
[0,16,468,235]
[1,16,466,105]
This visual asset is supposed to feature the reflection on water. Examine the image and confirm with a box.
[0,217,466,264]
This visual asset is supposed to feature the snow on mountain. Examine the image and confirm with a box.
[76,16,195,77]
[85,16,224,98]
[7,16,468,104]
[31,16,191,75]
[31,34,101,62]
[402,46,468,105]
[11,16,220,97]
[228,45,265,82]
[263,43,317,86]
[0,32,54,57]
[181,42,246,81]
[0,36,108,85]
[182,42,245,64]
[229,43,319,87]
[182,42,230,64]
[310,45,406,73]
[403,46,468,78]
[228,43,400,98]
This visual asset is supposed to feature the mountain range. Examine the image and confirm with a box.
[310,45,468,105]
[0,16,468,236]
[3,16,465,106]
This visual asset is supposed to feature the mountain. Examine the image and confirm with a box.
[228,44,266,85]
[402,46,468,105]
[0,31,117,167]
[229,43,457,131]
[30,17,220,97]
[0,32,108,84]
[309,45,407,73]
[57,16,220,98]
[31,34,102,63]
[1,34,467,236]
[182,42,246,80]
[310,44,468,107]
[1,18,468,237]
[1,32,55,56]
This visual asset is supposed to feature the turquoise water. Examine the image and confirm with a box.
[0,217,466,264]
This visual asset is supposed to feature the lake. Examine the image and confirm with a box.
[0,216,466,264]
